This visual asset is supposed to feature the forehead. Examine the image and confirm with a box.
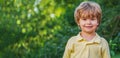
[80,9,97,19]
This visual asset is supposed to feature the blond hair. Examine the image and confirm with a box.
[74,1,102,25]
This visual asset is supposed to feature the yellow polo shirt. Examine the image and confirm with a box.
[63,33,111,58]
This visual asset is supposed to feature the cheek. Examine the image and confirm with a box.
[79,20,84,25]
[92,21,99,26]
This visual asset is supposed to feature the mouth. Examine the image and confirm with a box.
[84,26,93,28]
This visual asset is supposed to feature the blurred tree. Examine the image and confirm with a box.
[0,0,119,58]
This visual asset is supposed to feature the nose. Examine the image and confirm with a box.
[86,19,91,24]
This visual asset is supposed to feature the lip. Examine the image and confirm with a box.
[84,26,93,28]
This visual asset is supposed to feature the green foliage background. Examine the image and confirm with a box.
[0,0,120,58]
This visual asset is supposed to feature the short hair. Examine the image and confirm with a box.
[74,1,102,25]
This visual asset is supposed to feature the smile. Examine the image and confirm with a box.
[84,26,93,28]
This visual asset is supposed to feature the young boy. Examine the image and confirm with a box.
[63,1,111,58]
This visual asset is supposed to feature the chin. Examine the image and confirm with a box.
[84,30,95,33]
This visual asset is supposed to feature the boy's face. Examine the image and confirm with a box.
[78,17,98,33]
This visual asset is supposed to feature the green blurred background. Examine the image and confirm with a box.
[0,0,120,58]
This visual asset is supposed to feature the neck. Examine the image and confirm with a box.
[81,31,96,41]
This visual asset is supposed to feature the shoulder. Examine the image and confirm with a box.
[100,37,109,44]
[65,35,78,50]
[67,35,78,44]
[100,37,109,48]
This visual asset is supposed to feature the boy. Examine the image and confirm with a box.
[63,1,111,58]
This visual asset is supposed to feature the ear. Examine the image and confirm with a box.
[97,23,99,25]
[77,22,80,26]
[77,20,80,25]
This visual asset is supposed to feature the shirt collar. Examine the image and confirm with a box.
[76,32,101,44]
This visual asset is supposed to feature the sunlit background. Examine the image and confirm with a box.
[0,0,120,58]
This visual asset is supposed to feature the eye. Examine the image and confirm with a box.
[82,19,86,20]
[91,19,95,20]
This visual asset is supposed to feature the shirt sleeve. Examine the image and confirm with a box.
[102,39,111,58]
[63,37,74,58]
